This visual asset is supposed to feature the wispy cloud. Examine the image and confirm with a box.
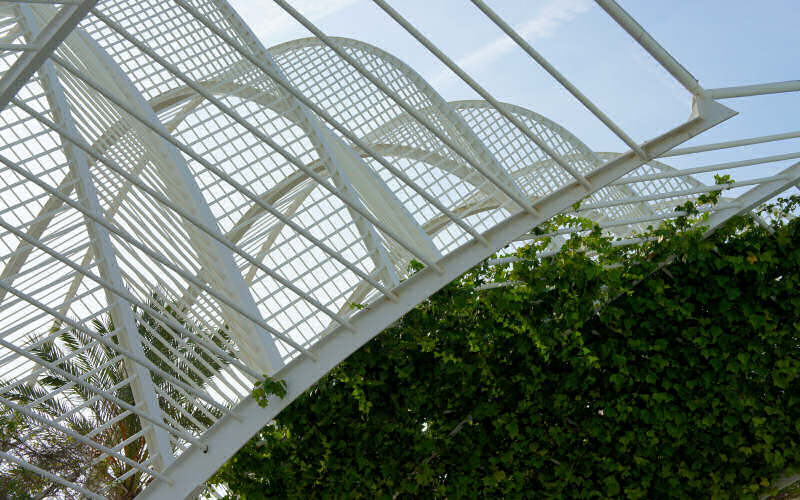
[431,0,592,88]
[229,0,362,47]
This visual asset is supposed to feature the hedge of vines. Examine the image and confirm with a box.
[214,195,800,499]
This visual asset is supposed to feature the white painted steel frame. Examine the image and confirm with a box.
[0,0,95,109]
[14,3,175,471]
[0,0,797,497]
[137,96,738,499]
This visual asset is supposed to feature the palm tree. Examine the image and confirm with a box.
[0,408,96,499]
[0,292,235,499]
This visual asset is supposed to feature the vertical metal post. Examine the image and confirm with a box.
[15,3,174,471]
[69,20,285,374]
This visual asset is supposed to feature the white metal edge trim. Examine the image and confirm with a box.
[135,98,736,499]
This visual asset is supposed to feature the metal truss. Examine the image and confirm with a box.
[0,0,796,498]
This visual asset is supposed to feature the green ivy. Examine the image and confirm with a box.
[213,195,800,499]
[252,376,288,408]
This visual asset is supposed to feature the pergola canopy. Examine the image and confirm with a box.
[0,1,797,498]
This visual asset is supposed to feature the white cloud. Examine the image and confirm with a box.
[431,0,592,87]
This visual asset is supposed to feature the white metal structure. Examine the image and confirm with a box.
[0,0,796,497]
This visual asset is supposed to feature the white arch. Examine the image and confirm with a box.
[0,1,759,497]
[50,35,724,325]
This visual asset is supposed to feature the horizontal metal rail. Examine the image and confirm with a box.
[660,131,800,158]
[514,206,716,242]
[612,151,800,185]
[707,80,800,99]
[579,175,786,211]
[663,130,800,157]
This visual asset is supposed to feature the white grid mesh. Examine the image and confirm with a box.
[0,0,796,497]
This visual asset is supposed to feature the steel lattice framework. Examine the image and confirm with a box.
[0,0,797,497]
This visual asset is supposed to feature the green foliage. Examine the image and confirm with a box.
[213,194,800,499]
[0,410,96,499]
[0,292,233,499]
[253,377,288,407]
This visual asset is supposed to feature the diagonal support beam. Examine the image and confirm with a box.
[0,0,96,110]
[67,23,286,374]
[595,0,703,96]
[14,2,173,471]
[210,7,412,289]
[707,80,800,99]
[470,0,647,160]
[135,95,736,500]
[310,123,405,289]
[701,160,800,232]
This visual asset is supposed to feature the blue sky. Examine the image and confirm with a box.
[228,0,800,188]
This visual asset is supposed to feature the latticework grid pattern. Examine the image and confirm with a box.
[0,0,797,497]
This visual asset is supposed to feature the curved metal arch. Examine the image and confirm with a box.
[142,67,636,333]
[0,0,763,496]
[38,30,685,309]
[8,22,439,371]
[268,36,528,205]
[146,77,437,278]
[5,3,285,374]
[451,101,668,232]
[9,23,720,354]
[137,69,510,277]
[352,98,658,239]
[149,83,713,274]
[79,4,416,324]
[149,86,508,226]
[31,79,410,326]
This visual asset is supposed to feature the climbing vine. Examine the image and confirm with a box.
[213,194,800,499]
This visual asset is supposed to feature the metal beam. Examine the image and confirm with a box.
[595,0,703,96]
[707,80,800,99]
[16,3,173,471]
[611,151,800,185]
[135,96,736,500]
[700,160,800,231]
[663,130,800,157]
[0,0,95,110]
